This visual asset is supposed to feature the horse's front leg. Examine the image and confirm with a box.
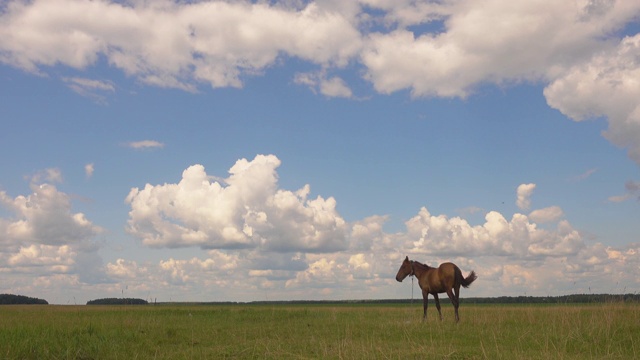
[422,290,429,321]
[433,293,443,321]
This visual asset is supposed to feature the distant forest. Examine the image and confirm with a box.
[2,293,638,305]
[460,293,640,304]
[166,293,640,306]
[86,298,149,305]
[0,294,48,305]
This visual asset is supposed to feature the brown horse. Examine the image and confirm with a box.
[396,256,477,322]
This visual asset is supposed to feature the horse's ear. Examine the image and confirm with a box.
[405,256,409,261]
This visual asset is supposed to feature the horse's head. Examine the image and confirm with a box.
[395,256,413,282]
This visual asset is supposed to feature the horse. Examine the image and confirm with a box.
[396,256,477,322]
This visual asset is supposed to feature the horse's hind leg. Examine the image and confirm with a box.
[454,284,461,322]
[433,293,443,321]
[446,288,459,322]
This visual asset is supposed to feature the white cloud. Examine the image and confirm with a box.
[8,244,75,272]
[0,0,361,89]
[2,195,633,299]
[0,183,102,247]
[85,163,94,179]
[2,0,640,164]
[116,156,640,302]
[0,175,105,291]
[570,168,598,182]
[401,207,583,259]
[64,77,115,103]
[361,0,640,97]
[319,76,353,98]
[125,154,348,252]
[544,34,640,165]
[4,0,633,97]
[349,215,387,251]
[106,259,147,279]
[358,0,448,28]
[125,140,165,150]
[295,71,353,98]
[2,0,640,302]
[29,168,63,184]
[529,206,564,223]
[608,180,640,202]
[516,183,536,210]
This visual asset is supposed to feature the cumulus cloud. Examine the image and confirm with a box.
[2,0,640,163]
[8,244,76,272]
[2,0,640,301]
[119,156,640,301]
[401,207,583,258]
[3,0,637,97]
[361,0,640,97]
[529,206,564,223]
[106,258,147,279]
[0,0,361,89]
[0,175,105,291]
[544,34,640,164]
[0,183,102,247]
[516,183,536,210]
[125,154,348,252]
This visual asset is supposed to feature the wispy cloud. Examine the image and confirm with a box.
[456,206,485,216]
[569,168,598,182]
[125,140,165,150]
[63,77,115,104]
[608,180,640,202]
[28,168,63,184]
[294,71,353,98]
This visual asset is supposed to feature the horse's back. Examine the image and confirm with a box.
[438,262,459,274]
[438,262,461,286]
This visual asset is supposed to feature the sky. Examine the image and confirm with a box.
[1,0,639,305]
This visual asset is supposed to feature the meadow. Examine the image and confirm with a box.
[0,302,638,359]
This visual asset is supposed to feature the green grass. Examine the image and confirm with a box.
[0,303,638,359]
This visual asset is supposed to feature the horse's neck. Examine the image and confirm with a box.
[411,261,432,277]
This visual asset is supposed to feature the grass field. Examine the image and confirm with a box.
[1,302,638,359]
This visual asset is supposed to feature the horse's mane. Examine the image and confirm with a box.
[411,260,431,269]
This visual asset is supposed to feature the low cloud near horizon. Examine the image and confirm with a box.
[1,155,637,303]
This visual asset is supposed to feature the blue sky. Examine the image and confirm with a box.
[1,0,639,304]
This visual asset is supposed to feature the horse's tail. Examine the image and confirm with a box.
[460,270,477,288]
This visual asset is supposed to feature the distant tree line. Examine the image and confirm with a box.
[3,293,637,306]
[86,298,148,305]
[217,293,640,306]
[359,293,640,305]
[0,294,48,305]
[459,293,640,304]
